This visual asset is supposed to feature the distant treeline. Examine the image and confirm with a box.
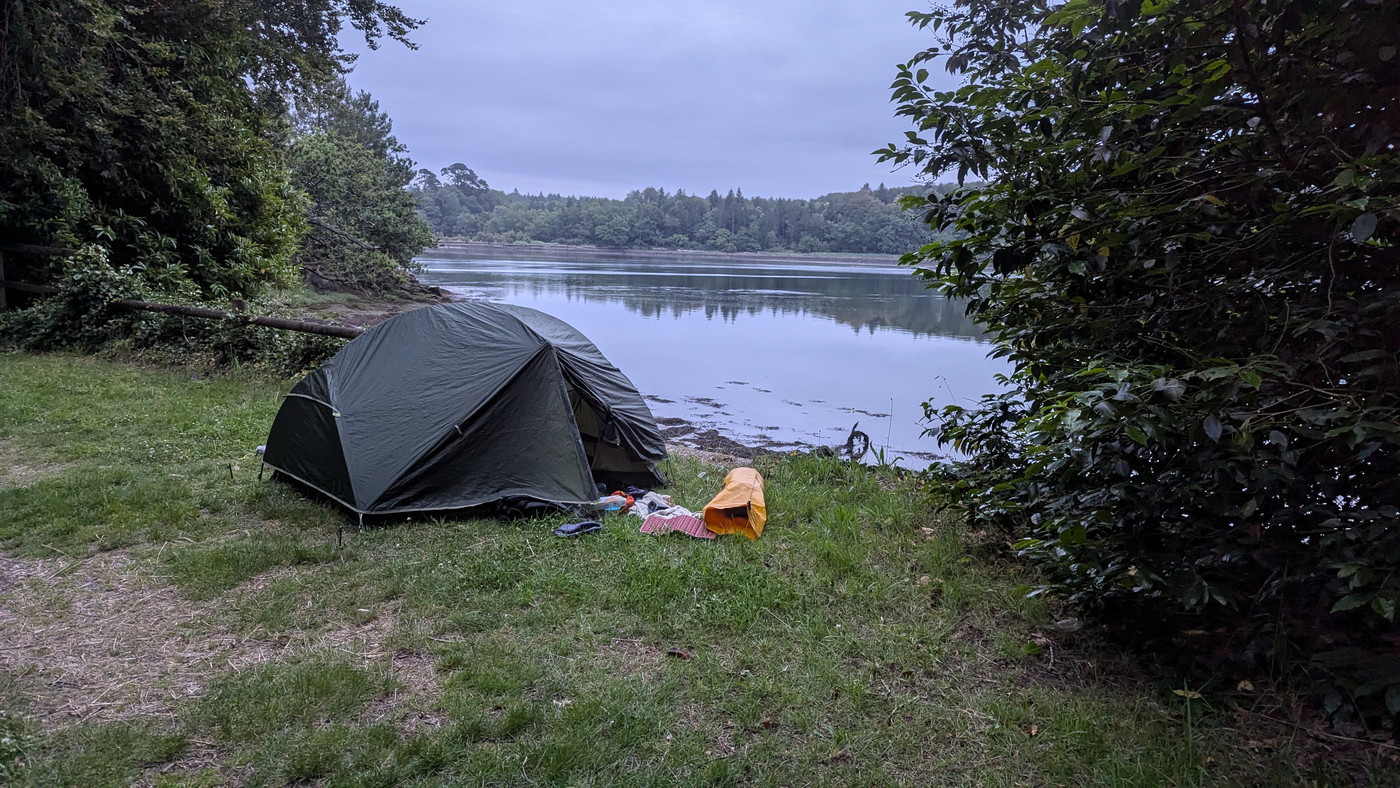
[409,166,953,255]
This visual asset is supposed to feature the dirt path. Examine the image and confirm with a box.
[0,552,436,733]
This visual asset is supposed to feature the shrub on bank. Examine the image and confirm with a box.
[887,0,1400,728]
[1,244,345,376]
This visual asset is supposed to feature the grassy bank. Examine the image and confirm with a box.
[0,352,1374,784]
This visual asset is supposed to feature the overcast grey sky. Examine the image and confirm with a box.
[342,1,953,200]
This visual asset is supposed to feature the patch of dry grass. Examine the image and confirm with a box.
[0,438,67,491]
[1,552,235,728]
[0,550,442,741]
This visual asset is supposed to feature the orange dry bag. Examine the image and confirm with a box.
[702,467,767,539]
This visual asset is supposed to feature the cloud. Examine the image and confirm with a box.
[343,0,954,198]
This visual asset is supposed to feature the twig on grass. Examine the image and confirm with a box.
[1248,711,1400,752]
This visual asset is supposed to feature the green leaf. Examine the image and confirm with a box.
[1371,597,1396,622]
[1203,415,1223,442]
[1351,212,1378,242]
[1339,349,1387,363]
[1151,377,1185,402]
[1331,594,1370,613]
[1239,498,1257,518]
[1387,685,1400,715]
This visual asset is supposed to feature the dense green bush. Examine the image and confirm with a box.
[0,244,344,375]
[1,1,419,299]
[0,246,148,350]
[885,0,1399,723]
[288,79,434,290]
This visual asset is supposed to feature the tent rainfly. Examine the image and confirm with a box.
[262,302,667,517]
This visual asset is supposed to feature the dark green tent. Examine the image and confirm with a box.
[262,302,667,517]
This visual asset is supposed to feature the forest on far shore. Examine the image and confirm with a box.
[410,167,948,255]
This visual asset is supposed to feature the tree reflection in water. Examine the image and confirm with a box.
[420,255,985,340]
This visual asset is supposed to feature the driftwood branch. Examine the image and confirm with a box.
[0,279,364,339]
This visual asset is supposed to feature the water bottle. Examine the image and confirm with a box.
[597,494,628,513]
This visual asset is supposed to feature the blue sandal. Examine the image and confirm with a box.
[554,520,602,537]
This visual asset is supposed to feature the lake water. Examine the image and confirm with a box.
[415,249,1006,467]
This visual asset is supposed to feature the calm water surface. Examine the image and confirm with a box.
[416,251,1007,466]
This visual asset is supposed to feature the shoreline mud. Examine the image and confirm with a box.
[658,414,943,467]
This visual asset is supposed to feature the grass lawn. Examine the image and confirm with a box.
[0,351,1385,785]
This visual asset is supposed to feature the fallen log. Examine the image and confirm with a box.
[0,279,364,339]
[0,243,75,256]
